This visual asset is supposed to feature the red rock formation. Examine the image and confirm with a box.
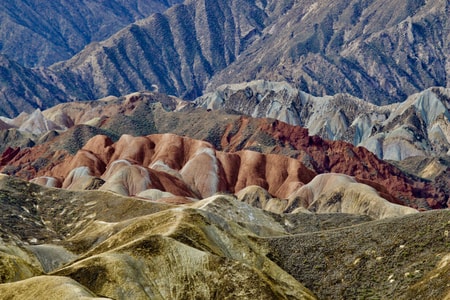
[25,133,316,200]
[0,110,446,209]
[218,117,447,209]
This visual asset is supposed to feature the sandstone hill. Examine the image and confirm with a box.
[0,173,448,299]
[0,92,447,209]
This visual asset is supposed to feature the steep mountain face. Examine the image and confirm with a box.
[50,0,268,101]
[0,0,448,117]
[197,80,450,160]
[0,0,183,67]
[208,0,450,105]
[0,56,71,117]
[50,0,450,106]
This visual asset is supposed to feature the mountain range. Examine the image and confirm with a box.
[0,92,448,209]
[197,80,450,161]
[0,0,449,117]
[1,1,450,299]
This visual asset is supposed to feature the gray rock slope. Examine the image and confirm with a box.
[54,0,450,105]
[1,0,450,117]
[196,80,450,160]
[0,0,183,67]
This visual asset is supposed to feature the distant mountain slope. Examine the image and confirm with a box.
[0,55,70,117]
[51,0,449,105]
[0,0,183,67]
[50,0,268,100]
[0,0,449,117]
[209,0,450,105]
[197,80,450,160]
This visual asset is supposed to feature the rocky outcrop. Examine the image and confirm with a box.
[197,81,450,160]
[0,91,187,135]
[5,82,449,162]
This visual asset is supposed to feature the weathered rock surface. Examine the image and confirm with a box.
[288,173,418,219]
[38,133,317,200]
[0,276,110,299]
[50,0,450,107]
[0,174,317,299]
[2,0,448,116]
[0,0,183,67]
[0,55,69,117]
[208,0,450,105]
[197,80,450,160]
[1,98,447,209]
[18,132,425,216]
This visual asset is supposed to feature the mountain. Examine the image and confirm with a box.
[0,174,448,299]
[208,0,450,105]
[0,0,448,117]
[0,55,71,117]
[0,0,183,67]
[196,80,450,160]
[49,0,268,101]
[1,96,447,210]
[50,0,449,105]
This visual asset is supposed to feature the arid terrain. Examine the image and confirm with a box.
[0,0,449,299]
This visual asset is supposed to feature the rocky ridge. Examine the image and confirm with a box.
[50,0,450,105]
[1,0,449,116]
[0,0,183,67]
[197,80,450,161]
[0,92,447,209]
